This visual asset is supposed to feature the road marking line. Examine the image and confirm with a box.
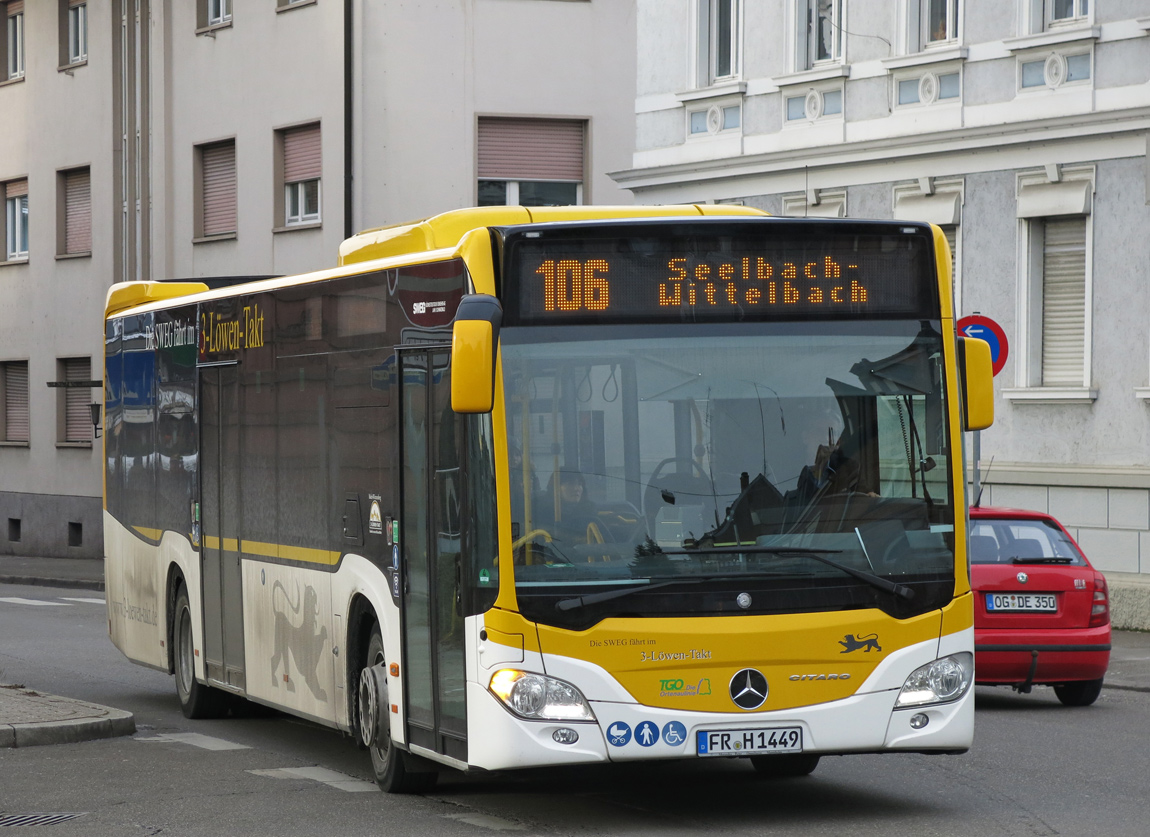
[0,597,70,607]
[248,767,380,792]
[136,732,250,751]
[59,597,105,604]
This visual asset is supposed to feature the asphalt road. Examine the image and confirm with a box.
[2,580,1149,836]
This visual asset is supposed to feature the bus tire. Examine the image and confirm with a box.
[750,753,821,778]
[361,626,438,793]
[174,585,226,719]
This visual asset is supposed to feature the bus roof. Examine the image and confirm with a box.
[104,205,768,319]
[337,204,766,266]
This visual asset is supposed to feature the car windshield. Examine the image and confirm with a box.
[501,320,957,628]
[969,517,1086,566]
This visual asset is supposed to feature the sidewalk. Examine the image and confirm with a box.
[0,685,135,748]
[0,555,104,591]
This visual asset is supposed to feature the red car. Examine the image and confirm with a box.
[969,506,1111,706]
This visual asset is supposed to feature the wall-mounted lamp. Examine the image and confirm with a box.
[89,403,102,439]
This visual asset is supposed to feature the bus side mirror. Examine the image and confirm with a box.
[957,336,994,431]
[451,294,502,414]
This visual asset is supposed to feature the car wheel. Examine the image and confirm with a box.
[174,585,227,719]
[750,754,821,778]
[360,626,438,793]
[1053,678,1103,707]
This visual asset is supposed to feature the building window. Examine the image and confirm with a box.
[1019,51,1090,91]
[688,103,741,137]
[197,0,232,29]
[1009,167,1095,399]
[6,2,24,80]
[896,70,960,106]
[808,0,843,66]
[67,1,86,64]
[278,123,321,227]
[196,140,237,239]
[58,167,91,256]
[58,358,92,443]
[4,179,29,261]
[893,179,963,312]
[923,0,957,46]
[1047,0,1088,27]
[784,87,843,122]
[477,117,585,207]
[697,0,739,86]
[1034,217,1087,387]
[1,360,29,444]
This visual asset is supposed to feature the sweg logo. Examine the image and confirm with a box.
[659,678,712,697]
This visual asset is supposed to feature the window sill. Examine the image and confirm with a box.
[193,233,237,245]
[0,258,29,267]
[196,20,233,36]
[56,441,93,449]
[1001,387,1098,404]
[676,81,747,103]
[58,60,88,73]
[1004,26,1099,52]
[273,222,322,234]
[0,76,26,88]
[56,251,91,261]
[276,0,318,13]
[0,441,30,448]
[772,65,849,89]
[882,47,968,72]
[1134,388,1150,401]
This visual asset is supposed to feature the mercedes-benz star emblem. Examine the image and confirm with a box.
[729,668,768,710]
[1017,572,1029,584]
[736,592,752,609]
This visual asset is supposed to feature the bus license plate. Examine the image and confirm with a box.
[986,593,1057,612]
[697,727,802,757]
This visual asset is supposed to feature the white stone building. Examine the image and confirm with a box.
[0,0,636,558]
[615,1,1150,579]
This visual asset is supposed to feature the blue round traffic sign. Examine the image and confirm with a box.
[957,315,1009,377]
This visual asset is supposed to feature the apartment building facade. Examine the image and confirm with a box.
[615,0,1150,578]
[0,0,636,558]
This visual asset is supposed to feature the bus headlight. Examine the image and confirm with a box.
[489,669,595,722]
[895,653,973,708]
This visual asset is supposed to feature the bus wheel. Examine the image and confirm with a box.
[750,754,821,778]
[174,585,226,719]
[360,627,438,793]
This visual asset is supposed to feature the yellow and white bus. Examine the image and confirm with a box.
[102,205,993,792]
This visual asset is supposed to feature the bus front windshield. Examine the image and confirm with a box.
[501,320,957,629]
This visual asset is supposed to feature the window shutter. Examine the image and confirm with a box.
[283,124,321,184]
[7,2,24,15]
[1040,217,1087,387]
[4,362,29,443]
[64,358,91,442]
[69,0,85,7]
[5,178,28,199]
[64,169,91,254]
[943,225,958,289]
[477,118,585,181]
[201,142,236,236]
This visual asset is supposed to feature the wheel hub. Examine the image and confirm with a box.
[358,663,388,748]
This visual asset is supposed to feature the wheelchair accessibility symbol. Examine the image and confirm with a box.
[662,721,687,746]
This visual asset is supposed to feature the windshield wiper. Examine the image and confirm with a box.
[556,578,703,611]
[662,545,915,601]
[1010,556,1072,565]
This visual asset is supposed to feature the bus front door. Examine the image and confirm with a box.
[399,348,467,763]
[199,364,246,691]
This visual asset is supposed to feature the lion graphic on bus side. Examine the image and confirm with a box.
[270,580,329,701]
[839,633,882,653]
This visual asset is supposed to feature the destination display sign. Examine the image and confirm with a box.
[501,221,937,325]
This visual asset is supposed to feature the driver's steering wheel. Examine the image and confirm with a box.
[643,457,711,533]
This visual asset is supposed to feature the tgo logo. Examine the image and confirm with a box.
[660,679,685,691]
[729,669,768,710]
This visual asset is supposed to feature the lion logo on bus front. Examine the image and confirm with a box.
[839,633,882,653]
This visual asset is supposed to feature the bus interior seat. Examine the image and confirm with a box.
[1007,538,1046,560]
